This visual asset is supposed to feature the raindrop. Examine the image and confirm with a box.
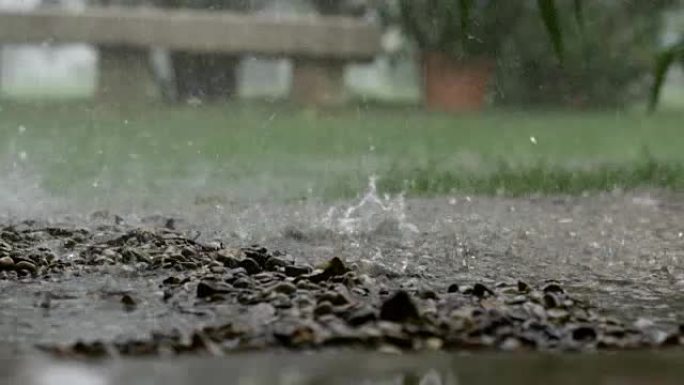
[529,136,537,145]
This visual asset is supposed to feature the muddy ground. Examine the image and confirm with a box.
[2,190,684,355]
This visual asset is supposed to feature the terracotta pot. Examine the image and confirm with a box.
[422,52,494,112]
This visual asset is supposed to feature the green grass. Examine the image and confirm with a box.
[0,101,683,203]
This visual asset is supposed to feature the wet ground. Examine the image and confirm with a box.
[2,188,684,381]
[6,350,684,385]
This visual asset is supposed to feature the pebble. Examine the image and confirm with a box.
[2,224,682,358]
[238,258,261,275]
[314,301,334,317]
[121,294,137,311]
[285,265,311,277]
[15,260,37,274]
[196,281,232,298]
[268,282,297,295]
[379,290,420,323]
[0,256,14,270]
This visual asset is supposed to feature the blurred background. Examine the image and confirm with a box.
[0,0,682,213]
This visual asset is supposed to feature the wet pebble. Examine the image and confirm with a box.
[238,258,261,275]
[6,225,683,357]
[0,256,14,270]
[196,281,233,299]
[268,282,297,295]
[380,290,420,323]
[15,260,37,275]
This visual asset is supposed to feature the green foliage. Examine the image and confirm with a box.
[3,103,684,200]
[649,35,684,112]
[537,0,564,62]
[391,0,525,57]
[496,1,672,108]
[154,0,265,10]
[378,151,684,197]
[383,0,678,109]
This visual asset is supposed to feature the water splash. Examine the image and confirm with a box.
[325,175,418,238]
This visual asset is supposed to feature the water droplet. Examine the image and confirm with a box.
[529,136,537,145]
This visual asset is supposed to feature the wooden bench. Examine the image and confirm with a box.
[0,6,381,105]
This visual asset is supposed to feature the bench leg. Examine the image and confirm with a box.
[291,58,346,106]
[96,46,158,105]
[170,52,239,102]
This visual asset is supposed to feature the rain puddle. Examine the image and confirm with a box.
[5,351,684,385]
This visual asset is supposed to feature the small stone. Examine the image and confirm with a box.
[15,261,37,274]
[271,293,292,308]
[121,294,137,311]
[216,250,239,268]
[322,257,348,276]
[470,283,495,298]
[269,282,297,295]
[232,278,251,289]
[0,256,14,270]
[419,290,438,300]
[264,257,289,271]
[543,293,561,308]
[229,267,248,276]
[314,301,334,317]
[542,283,564,294]
[318,290,350,306]
[500,337,522,351]
[572,326,597,342]
[379,291,420,323]
[425,337,443,350]
[305,257,349,283]
[238,258,261,275]
[161,276,182,286]
[546,308,569,320]
[517,281,530,293]
[197,281,232,298]
[241,246,271,267]
[346,307,377,326]
[254,272,276,283]
[296,280,319,290]
[285,265,312,277]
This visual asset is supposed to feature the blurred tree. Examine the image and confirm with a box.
[310,0,367,16]
[496,0,676,108]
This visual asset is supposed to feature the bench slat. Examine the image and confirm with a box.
[0,7,381,60]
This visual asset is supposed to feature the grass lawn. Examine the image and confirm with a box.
[1,101,683,203]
